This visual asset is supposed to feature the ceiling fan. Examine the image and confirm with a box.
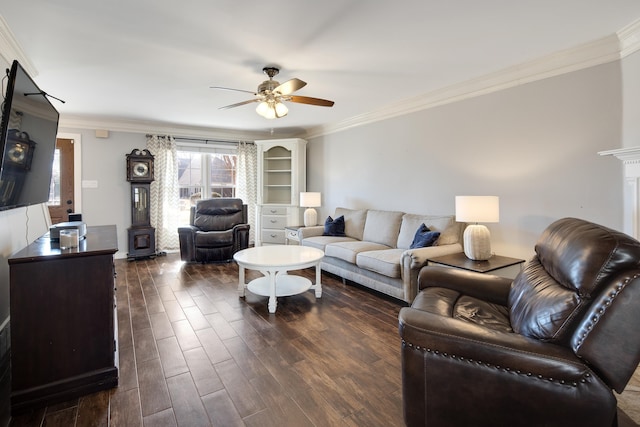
[211,66,335,119]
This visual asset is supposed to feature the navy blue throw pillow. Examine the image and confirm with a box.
[323,215,346,236]
[410,223,440,249]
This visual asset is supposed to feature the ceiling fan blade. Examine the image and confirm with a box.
[210,86,257,95]
[219,99,259,110]
[275,78,306,95]
[288,95,335,107]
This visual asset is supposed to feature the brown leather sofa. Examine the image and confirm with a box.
[398,217,640,427]
[178,198,250,263]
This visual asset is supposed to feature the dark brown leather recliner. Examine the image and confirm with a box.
[399,217,640,427]
[178,198,250,263]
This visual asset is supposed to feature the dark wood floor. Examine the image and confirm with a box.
[8,252,640,427]
[9,253,407,427]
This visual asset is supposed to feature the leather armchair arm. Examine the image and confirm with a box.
[399,307,617,427]
[178,225,198,262]
[399,307,586,378]
[418,265,512,306]
[232,223,250,253]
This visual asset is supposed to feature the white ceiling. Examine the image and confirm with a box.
[2,1,640,139]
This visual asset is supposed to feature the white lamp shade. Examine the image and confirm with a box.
[274,102,288,117]
[300,192,321,207]
[455,196,499,223]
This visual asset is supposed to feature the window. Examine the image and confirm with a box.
[47,148,61,206]
[177,149,238,224]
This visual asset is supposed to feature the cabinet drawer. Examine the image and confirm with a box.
[263,206,288,215]
[285,228,300,241]
[262,215,287,229]
[262,230,285,244]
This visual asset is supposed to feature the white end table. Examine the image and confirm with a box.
[234,245,324,313]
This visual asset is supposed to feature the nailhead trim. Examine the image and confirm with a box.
[574,273,640,349]
[402,339,588,387]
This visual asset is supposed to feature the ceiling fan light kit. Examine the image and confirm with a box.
[213,66,335,119]
[256,100,288,119]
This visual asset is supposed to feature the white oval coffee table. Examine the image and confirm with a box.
[234,245,324,313]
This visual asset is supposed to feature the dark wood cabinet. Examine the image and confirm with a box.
[8,225,118,413]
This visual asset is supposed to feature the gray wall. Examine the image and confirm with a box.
[57,128,147,259]
[622,50,640,147]
[307,61,625,260]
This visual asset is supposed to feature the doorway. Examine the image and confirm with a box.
[47,138,74,224]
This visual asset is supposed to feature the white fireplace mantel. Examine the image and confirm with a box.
[599,147,640,239]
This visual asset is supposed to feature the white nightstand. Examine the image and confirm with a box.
[284,226,305,245]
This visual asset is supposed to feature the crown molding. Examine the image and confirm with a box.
[58,115,274,141]
[304,31,628,139]
[598,146,640,162]
[0,15,37,77]
[618,18,640,58]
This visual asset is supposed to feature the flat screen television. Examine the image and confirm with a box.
[0,60,59,211]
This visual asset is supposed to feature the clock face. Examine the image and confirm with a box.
[7,143,27,164]
[126,149,154,182]
[133,161,149,177]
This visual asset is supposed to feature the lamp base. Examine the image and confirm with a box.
[463,224,492,261]
[303,208,318,227]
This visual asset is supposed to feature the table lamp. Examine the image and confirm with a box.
[300,192,321,227]
[455,196,500,261]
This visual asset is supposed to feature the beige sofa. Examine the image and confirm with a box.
[300,207,464,303]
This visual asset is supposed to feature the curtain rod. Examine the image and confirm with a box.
[145,134,254,145]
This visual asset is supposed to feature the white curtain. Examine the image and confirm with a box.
[146,135,180,250]
[236,141,258,245]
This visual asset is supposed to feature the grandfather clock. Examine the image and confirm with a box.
[126,149,156,260]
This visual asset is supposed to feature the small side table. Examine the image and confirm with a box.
[284,225,305,245]
[427,252,525,278]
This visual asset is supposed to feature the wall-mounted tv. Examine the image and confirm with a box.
[0,60,59,211]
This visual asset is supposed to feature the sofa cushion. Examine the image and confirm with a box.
[362,210,404,248]
[397,214,458,249]
[325,241,391,264]
[335,207,368,240]
[323,215,346,236]
[303,235,356,251]
[356,248,404,278]
[409,224,441,249]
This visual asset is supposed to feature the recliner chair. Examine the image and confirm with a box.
[178,198,250,263]
[399,217,640,427]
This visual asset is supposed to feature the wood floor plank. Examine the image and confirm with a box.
[200,390,244,427]
[114,343,138,393]
[165,373,211,427]
[76,391,109,427]
[142,408,177,427]
[173,290,196,309]
[162,300,187,323]
[222,336,269,381]
[204,312,238,341]
[182,305,212,331]
[157,336,189,379]
[172,319,202,352]
[109,388,142,427]
[137,358,172,417]
[214,358,266,418]
[42,407,77,426]
[149,312,175,341]
[196,328,232,365]
[133,327,159,364]
[183,347,224,397]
